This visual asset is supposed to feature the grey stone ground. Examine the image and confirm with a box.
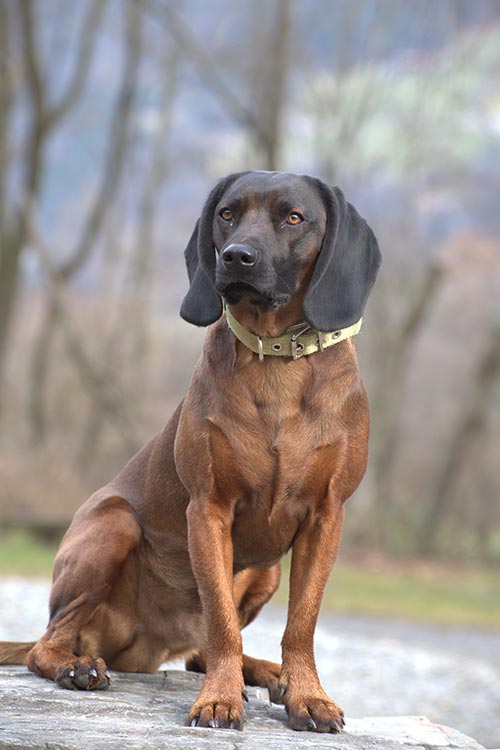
[0,578,499,748]
[0,666,486,750]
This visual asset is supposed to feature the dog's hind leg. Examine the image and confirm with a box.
[27,495,141,690]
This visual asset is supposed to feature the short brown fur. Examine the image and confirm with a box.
[0,171,379,733]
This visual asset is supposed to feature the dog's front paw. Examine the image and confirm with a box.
[187,680,247,730]
[56,657,110,691]
[285,694,345,733]
[280,676,345,733]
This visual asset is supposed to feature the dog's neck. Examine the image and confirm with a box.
[226,270,311,338]
[226,296,304,338]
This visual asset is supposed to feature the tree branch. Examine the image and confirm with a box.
[18,0,46,125]
[59,0,142,279]
[137,0,268,149]
[45,0,106,129]
[0,0,13,239]
[27,213,133,440]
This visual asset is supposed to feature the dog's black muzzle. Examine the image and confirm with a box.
[215,243,289,308]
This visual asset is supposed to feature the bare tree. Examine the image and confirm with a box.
[78,30,182,466]
[371,262,444,546]
[418,324,500,555]
[248,0,292,169]
[0,0,105,414]
[27,1,142,443]
[139,0,293,169]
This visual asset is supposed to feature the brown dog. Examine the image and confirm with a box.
[0,171,381,732]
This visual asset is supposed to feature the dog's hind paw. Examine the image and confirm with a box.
[56,657,110,691]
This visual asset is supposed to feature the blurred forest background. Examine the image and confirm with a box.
[1,0,500,569]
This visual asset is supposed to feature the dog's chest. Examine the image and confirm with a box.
[212,404,342,569]
[230,479,306,569]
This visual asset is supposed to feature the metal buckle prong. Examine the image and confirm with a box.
[257,336,264,362]
[290,324,310,360]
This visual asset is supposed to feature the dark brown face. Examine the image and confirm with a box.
[180,170,381,331]
[213,172,327,310]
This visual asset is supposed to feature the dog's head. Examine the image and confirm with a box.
[180,171,381,332]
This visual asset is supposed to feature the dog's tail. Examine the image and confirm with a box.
[0,641,36,665]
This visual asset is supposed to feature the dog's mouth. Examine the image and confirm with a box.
[219,281,290,309]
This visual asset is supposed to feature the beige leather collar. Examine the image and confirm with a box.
[224,305,362,361]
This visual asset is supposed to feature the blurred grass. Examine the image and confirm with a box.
[275,555,500,629]
[0,530,58,578]
[325,564,500,629]
[1,531,499,629]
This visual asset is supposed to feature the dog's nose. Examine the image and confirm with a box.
[221,244,258,268]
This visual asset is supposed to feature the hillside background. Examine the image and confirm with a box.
[1,0,500,567]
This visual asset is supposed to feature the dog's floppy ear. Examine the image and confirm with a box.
[180,173,248,326]
[302,181,382,332]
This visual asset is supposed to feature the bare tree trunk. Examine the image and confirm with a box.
[0,233,22,401]
[28,297,58,445]
[79,27,181,467]
[254,0,292,170]
[0,1,10,236]
[77,216,123,467]
[128,39,180,369]
[417,325,500,555]
[371,263,443,547]
[27,0,140,441]
[0,0,43,409]
[0,0,105,415]
[27,218,135,444]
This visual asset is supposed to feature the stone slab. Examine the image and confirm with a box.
[0,666,486,750]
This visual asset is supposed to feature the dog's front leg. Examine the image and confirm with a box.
[186,497,246,730]
[281,496,345,733]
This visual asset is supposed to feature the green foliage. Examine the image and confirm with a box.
[0,531,57,577]
[325,565,500,629]
[289,28,500,180]
[276,557,500,629]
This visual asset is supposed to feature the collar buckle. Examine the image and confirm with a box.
[290,324,311,360]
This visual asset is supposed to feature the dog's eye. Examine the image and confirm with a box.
[220,208,233,221]
[286,212,304,225]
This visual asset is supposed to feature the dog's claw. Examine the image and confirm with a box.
[279,683,286,696]
[242,688,249,702]
[90,668,98,678]
[306,718,317,730]
[230,719,242,730]
[190,718,197,728]
[68,670,75,678]
[104,670,111,679]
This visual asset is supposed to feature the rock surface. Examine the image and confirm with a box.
[0,666,486,750]
[2,579,500,747]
